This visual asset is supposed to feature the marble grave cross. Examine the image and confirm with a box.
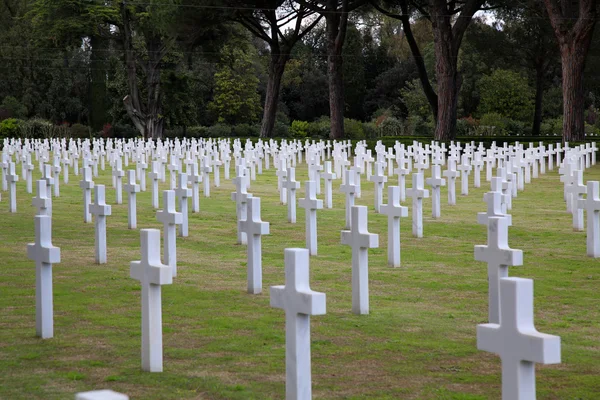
[578,181,600,257]
[298,181,323,256]
[175,172,192,237]
[124,170,140,229]
[284,167,300,223]
[380,186,408,268]
[369,161,387,213]
[7,161,18,212]
[406,172,430,238]
[90,185,112,264]
[425,164,446,219]
[156,190,182,277]
[340,169,358,230]
[240,197,270,294]
[79,166,94,223]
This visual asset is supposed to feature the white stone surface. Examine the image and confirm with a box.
[156,190,182,277]
[340,169,357,230]
[568,170,586,231]
[457,154,472,195]
[240,197,270,294]
[113,157,124,204]
[284,167,300,223]
[124,170,140,229]
[270,248,326,400]
[425,164,445,219]
[341,206,379,315]
[32,180,51,216]
[130,229,173,373]
[90,185,112,264]
[380,186,408,268]
[75,390,129,400]
[578,181,600,257]
[149,161,160,209]
[477,277,561,400]
[27,215,60,339]
[322,161,336,209]
[231,167,253,245]
[299,181,323,256]
[443,159,458,205]
[406,172,429,238]
[369,161,387,213]
[7,161,18,212]
[188,161,201,213]
[175,173,192,237]
[477,178,512,227]
[42,164,54,216]
[80,167,94,223]
[475,217,522,324]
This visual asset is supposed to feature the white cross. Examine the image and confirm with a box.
[283,167,300,223]
[270,248,326,400]
[578,181,600,257]
[138,156,148,191]
[27,215,60,339]
[148,161,160,209]
[568,170,586,231]
[201,156,212,197]
[79,166,94,223]
[42,164,54,216]
[32,180,51,216]
[175,172,192,237]
[7,162,18,213]
[393,160,409,202]
[477,178,512,227]
[299,181,323,256]
[380,186,408,268]
[321,161,337,209]
[369,161,388,213]
[425,164,446,219]
[341,206,379,315]
[276,158,288,205]
[156,190,182,277]
[188,161,201,213]
[477,277,561,400]
[168,158,179,190]
[52,156,61,197]
[90,185,112,264]
[113,157,124,204]
[124,170,140,229]
[340,169,357,230]
[240,197,270,294]
[24,154,34,194]
[457,154,472,195]
[443,158,458,205]
[475,216,523,324]
[231,167,253,245]
[406,172,429,238]
[76,389,129,400]
[130,229,173,372]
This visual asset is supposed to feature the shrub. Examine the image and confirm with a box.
[187,126,208,138]
[0,96,27,119]
[344,118,365,139]
[405,115,433,136]
[540,117,563,136]
[307,117,330,138]
[379,117,404,137]
[479,112,508,135]
[478,69,534,122]
[232,123,259,137]
[19,118,54,139]
[112,123,138,139]
[0,118,21,140]
[69,123,91,139]
[273,121,290,137]
[290,120,309,138]
[362,122,378,139]
[207,124,232,138]
[505,119,529,136]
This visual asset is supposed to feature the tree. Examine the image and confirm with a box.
[478,69,534,121]
[235,0,322,137]
[543,0,598,141]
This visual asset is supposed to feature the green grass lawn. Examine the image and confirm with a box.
[0,157,599,399]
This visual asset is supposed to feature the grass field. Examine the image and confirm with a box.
[0,156,599,399]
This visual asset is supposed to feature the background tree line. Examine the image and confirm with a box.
[0,0,599,142]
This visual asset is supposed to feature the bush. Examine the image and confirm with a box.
[344,118,364,139]
[0,118,21,140]
[207,124,232,138]
[290,120,309,138]
[0,96,27,119]
[69,123,91,139]
[19,118,55,139]
[307,117,330,138]
[187,126,208,138]
[273,121,290,137]
[479,112,508,135]
[379,116,404,136]
[232,123,259,137]
[505,119,529,136]
[478,69,534,122]
[362,122,378,139]
[112,123,138,139]
[405,115,433,136]
[540,117,563,136]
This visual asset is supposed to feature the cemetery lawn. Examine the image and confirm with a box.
[1,162,599,400]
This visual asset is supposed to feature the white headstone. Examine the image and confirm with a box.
[124,170,140,229]
[341,206,379,315]
[443,159,458,205]
[130,229,173,372]
[75,390,129,400]
[406,172,429,238]
[322,161,336,209]
[425,164,445,219]
[578,181,600,257]
[368,161,387,213]
[340,169,357,230]
[156,190,182,277]
[240,197,270,294]
[90,185,112,264]
[27,215,60,339]
[270,248,326,400]
[149,161,160,209]
[175,173,191,237]
[32,180,51,216]
[298,181,323,256]
[7,161,18,212]
[79,166,94,223]
[284,167,300,223]
[477,277,561,400]
[380,186,408,268]
[568,170,586,231]
[231,166,253,245]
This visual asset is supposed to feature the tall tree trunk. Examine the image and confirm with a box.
[559,41,589,141]
[543,0,597,142]
[532,62,545,136]
[89,34,108,132]
[326,0,349,140]
[260,53,289,138]
[145,36,164,140]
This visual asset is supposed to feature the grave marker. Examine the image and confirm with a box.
[240,197,270,294]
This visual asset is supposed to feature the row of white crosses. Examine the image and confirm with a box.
[475,176,561,399]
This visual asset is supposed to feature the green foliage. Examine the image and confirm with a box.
[0,118,21,139]
[478,69,534,122]
[19,118,58,139]
[207,124,232,138]
[378,116,405,137]
[231,124,259,138]
[344,118,365,140]
[111,123,138,139]
[208,45,261,125]
[68,123,90,139]
[400,79,432,120]
[0,96,27,119]
[187,126,209,138]
[540,117,564,136]
[405,115,434,136]
[289,120,309,138]
[479,112,508,135]
[362,122,378,140]
[306,117,330,139]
